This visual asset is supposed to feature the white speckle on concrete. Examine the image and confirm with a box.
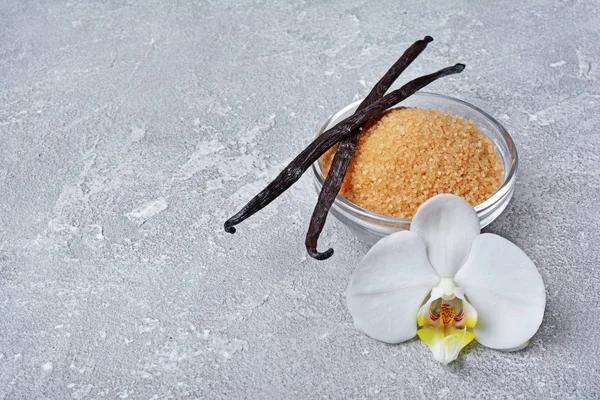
[130,125,146,142]
[577,49,598,79]
[237,114,276,147]
[71,384,93,399]
[205,178,224,191]
[138,318,160,334]
[42,362,53,372]
[126,198,168,224]
[88,224,105,240]
[550,60,567,67]
[172,140,226,181]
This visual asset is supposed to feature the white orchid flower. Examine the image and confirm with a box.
[346,194,546,364]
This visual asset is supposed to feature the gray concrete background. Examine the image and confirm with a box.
[1,0,599,398]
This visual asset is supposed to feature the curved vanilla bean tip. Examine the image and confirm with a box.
[224,221,236,234]
[306,246,334,261]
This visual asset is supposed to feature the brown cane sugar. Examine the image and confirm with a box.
[321,107,504,218]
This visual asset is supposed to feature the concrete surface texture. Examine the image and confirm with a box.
[1,0,599,398]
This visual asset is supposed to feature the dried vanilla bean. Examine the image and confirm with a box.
[305,36,433,260]
[224,63,465,235]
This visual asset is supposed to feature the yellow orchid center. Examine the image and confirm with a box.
[416,284,478,364]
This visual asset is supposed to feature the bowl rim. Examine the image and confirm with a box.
[311,91,519,224]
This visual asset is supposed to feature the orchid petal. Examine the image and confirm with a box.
[347,231,440,343]
[410,194,480,277]
[498,342,530,352]
[454,233,546,350]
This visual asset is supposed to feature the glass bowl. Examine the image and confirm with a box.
[311,92,518,246]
